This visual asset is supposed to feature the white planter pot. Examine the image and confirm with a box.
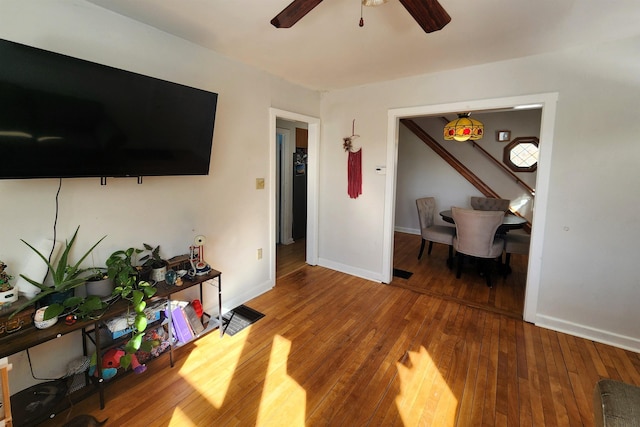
[0,287,18,306]
[34,306,58,329]
[150,266,167,283]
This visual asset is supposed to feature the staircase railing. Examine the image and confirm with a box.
[436,116,536,197]
[401,118,532,231]
[400,119,498,198]
[468,140,535,196]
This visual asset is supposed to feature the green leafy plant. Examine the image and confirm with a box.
[85,268,109,281]
[106,247,142,288]
[113,280,157,369]
[139,244,166,269]
[106,247,157,369]
[58,295,107,320]
[10,226,106,320]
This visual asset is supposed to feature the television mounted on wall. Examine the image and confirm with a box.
[0,38,218,180]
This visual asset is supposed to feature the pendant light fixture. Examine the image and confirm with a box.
[443,113,484,142]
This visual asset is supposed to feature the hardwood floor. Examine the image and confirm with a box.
[40,237,640,426]
[391,232,526,319]
[276,238,306,279]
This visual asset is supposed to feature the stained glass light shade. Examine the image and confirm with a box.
[444,113,484,142]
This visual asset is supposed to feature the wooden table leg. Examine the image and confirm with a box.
[1,358,13,427]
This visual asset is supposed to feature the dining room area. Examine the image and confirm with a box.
[392,109,540,320]
[391,196,530,320]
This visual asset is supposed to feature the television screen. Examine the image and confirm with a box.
[0,38,218,179]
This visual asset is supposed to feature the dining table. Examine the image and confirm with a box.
[439,209,527,234]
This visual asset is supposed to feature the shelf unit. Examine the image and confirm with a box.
[0,269,222,417]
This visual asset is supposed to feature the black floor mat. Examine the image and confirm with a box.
[222,305,265,336]
[393,268,413,279]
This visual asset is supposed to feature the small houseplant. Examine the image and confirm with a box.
[105,247,142,290]
[84,268,114,298]
[106,247,157,369]
[112,279,157,369]
[139,243,167,282]
[10,226,106,321]
[0,260,18,306]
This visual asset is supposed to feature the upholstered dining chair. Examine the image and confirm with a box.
[416,197,455,266]
[451,207,505,287]
[470,196,511,212]
[503,232,531,277]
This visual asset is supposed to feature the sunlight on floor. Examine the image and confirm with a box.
[257,335,306,426]
[396,346,456,425]
[166,406,199,426]
[178,331,248,409]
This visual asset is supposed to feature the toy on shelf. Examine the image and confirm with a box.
[136,326,170,364]
[89,352,117,381]
[89,348,147,380]
[188,235,211,277]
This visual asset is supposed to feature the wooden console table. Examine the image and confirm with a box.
[0,269,222,420]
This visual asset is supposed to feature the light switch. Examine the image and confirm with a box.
[256,178,265,189]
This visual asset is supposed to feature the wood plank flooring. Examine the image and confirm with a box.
[276,238,306,279]
[39,237,640,426]
[392,231,526,319]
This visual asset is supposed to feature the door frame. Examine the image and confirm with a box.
[383,93,558,323]
[269,108,320,283]
[276,127,294,245]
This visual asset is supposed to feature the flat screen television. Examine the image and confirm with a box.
[0,38,218,180]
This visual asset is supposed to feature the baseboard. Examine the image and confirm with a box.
[394,226,419,235]
[218,280,273,316]
[535,314,640,353]
[317,257,383,283]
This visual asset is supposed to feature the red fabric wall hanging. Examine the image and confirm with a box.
[348,148,362,199]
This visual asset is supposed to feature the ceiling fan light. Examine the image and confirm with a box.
[444,113,484,142]
[362,0,388,6]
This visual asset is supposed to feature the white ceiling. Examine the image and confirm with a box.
[86,0,640,91]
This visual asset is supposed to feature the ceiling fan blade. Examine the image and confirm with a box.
[271,0,324,28]
[398,0,451,33]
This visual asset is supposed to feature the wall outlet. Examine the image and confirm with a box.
[256,178,265,189]
[257,248,262,260]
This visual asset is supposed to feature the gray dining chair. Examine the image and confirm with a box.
[470,196,510,212]
[416,197,455,266]
[503,232,531,277]
[451,207,505,287]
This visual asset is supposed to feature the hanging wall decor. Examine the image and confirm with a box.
[343,119,362,199]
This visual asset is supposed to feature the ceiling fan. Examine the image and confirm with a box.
[270,0,451,34]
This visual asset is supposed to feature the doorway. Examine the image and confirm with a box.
[383,93,558,323]
[275,122,307,278]
[269,109,320,284]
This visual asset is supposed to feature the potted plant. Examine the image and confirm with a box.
[0,260,18,306]
[84,268,114,298]
[105,247,143,289]
[139,243,168,282]
[106,247,157,369]
[111,279,157,369]
[9,226,106,322]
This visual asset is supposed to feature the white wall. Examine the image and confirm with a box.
[395,109,541,233]
[318,35,640,351]
[0,0,319,393]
